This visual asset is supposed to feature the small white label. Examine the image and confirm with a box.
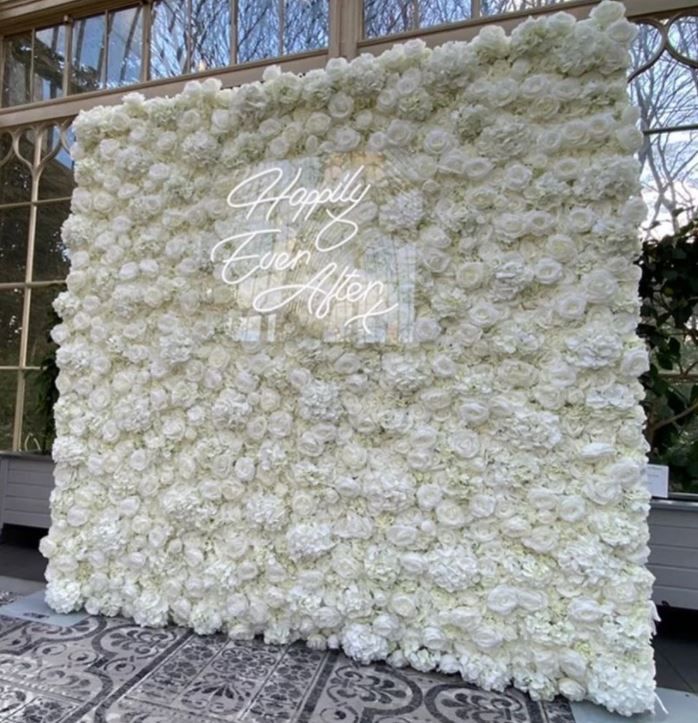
[646,464,669,498]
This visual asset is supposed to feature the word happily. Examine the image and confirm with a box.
[211,164,398,332]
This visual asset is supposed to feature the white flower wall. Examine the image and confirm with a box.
[42,1,656,715]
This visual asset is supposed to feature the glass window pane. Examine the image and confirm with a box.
[1,34,32,107]
[150,0,188,79]
[22,367,57,453]
[481,0,561,15]
[420,0,471,28]
[191,0,231,72]
[27,285,62,366]
[363,0,416,38]
[668,16,698,63]
[71,14,106,94]
[0,372,18,451]
[38,126,75,200]
[33,25,66,102]
[631,53,698,131]
[0,206,30,283]
[0,134,33,205]
[107,6,143,88]
[639,130,698,238]
[0,289,24,366]
[284,0,328,55]
[33,202,71,282]
[629,23,664,77]
[238,0,280,63]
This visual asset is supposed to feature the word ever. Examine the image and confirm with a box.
[212,164,398,332]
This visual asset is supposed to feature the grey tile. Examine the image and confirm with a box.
[0,589,88,627]
[0,608,576,722]
[0,576,45,596]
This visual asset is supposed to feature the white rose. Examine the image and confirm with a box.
[469,494,496,518]
[424,128,454,155]
[449,430,480,459]
[435,501,466,527]
[582,269,619,304]
[486,585,519,615]
[328,92,353,119]
[387,524,418,547]
[555,291,588,320]
[503,163,533,190]
[620,348,649,378]
[458,399,490,426]
[468,301,500,328]
[413,316,442,342]
[456,262,486,289]
[235,457,256,482]
[545,234,577,261]
[534,257,563,285]
[568,597,604,623]
[471,625,503,650]
[558,495,586,522]
[268,411,293,437]
[390,593,417,618]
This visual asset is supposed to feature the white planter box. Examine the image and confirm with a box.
[0,453,54,531]
[648,497,698,610]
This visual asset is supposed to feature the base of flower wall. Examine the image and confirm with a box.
[2,454,696,614]
[648,498,698,610]
[0,453,54,533]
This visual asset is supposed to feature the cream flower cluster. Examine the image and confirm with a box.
[43,1,655,715]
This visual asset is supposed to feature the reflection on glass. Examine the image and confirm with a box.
[191,0,231,71]
[22,368,57,453]
[27,286,62,365]
[639,130,698,237]
[481,0,561,14]
[71,14,106,93]
[631,54,698,131]
[0,135,33,204]
[284,0,328,55]
[238,0,280,62]
[0,206,30,283]
[33,202,71,281]
[630,23,663,76]
[107,6,143,87]
[364,0,416,37]
[1,34,32,106]
[151,0,188,78]
[0,372,17,451]
[420,0,470,28]
[669,16,698,63]
[39,126,74,200]
[0,289,24,366]
[33,25,66,101]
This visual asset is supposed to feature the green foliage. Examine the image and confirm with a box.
[638,216,698,494]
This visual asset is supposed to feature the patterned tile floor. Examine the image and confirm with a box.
[0,590,574,723]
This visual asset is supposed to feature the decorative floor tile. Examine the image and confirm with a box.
[0,604,574,722]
